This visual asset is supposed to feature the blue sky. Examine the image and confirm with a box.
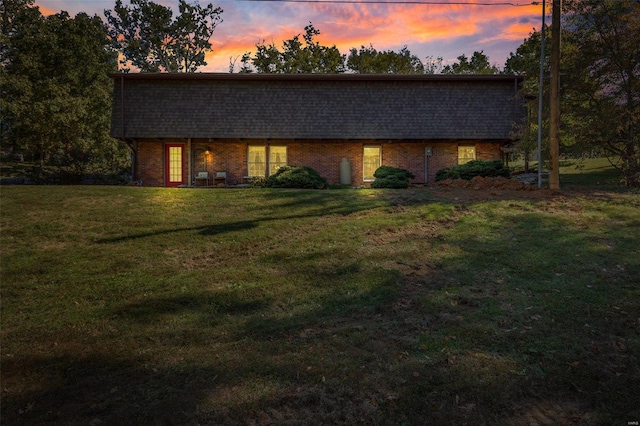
[35,0,544,72]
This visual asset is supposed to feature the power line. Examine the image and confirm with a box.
[227,0,535,6]
[38,0,537,5]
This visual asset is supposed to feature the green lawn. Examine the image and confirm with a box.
[1,181,639,424]
[511,157,625,190]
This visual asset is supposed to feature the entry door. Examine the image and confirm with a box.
[165,144,185,187]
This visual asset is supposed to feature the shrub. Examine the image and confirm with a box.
[373,165,415,180]
[262,166,328,189]
[371,175,411,189]
[435,160,511,181]
[371,166,415,189]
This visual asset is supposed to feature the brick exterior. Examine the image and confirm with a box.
[137,141,164,187]
[136,139,504,187]
[113,73,522,187]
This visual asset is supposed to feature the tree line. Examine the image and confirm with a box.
[230,24,500,75]
[505,0,639,186]
[1,0,638,186]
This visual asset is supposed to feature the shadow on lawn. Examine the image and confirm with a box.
[97,220,259,243]
[1,276,402,425]
[1,354,226,425]
[3,194,639,424]
[114,292,271,322]
[97,190,393,244]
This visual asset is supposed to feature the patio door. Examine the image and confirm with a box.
[165,144,185,187]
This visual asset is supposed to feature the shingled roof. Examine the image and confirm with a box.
[110,73,524,140]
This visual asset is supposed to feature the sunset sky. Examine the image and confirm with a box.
[34,0,544,72]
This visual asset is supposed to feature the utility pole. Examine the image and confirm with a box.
[548,0,561,190]
[537,0,546,189]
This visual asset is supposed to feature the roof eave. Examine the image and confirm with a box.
[108,72,524,83]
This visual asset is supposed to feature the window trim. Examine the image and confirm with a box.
[458,145,476,165]
[247,145,267,178]
[248,145,288,178]
[268,145,287,176]
[165,143,185,187]
[363,145,381,182]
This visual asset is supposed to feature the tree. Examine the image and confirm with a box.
[562,0,640,186]
[443,51,501,74]
[424,55,444,74]
[104,0,223,72]
[1,0,33,64]
[1,1,129,182]
[346,45,425,74]
[504,27,553,172]
[245,24,345,74]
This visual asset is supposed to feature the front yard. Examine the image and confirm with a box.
[1,183,639,424]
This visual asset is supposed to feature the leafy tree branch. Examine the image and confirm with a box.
[104,0,223,73]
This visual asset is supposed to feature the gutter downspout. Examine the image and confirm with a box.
[187,137,192,187]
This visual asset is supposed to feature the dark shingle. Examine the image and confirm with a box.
[111,73,524,140]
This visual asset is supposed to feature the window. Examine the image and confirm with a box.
[363,146,381,181]
[248,146,266,177]
[458,146,476,165]
[269,146,287,176]
[248,145,288,178]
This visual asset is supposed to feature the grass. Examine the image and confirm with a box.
[1,169,639,424]
[511,157,625,190]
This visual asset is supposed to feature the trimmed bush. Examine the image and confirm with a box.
[373,165,415,180]
[435,160,511,181]
[371,166,415,189]
[261,166,328,189]
[371,175,410,189]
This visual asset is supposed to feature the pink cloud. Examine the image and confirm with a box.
[33,0,542,72]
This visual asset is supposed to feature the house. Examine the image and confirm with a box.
[110,73,524,187]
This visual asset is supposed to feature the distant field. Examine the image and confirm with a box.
[1,175,639,424]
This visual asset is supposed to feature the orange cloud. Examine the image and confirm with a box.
[208,1,541,71]
[35,0,543,72]
[36,4,56,16]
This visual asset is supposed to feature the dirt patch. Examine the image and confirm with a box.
[413,177,573,204]
[434,176,535,191]
[502,400,596,425]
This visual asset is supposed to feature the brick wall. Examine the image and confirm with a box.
[136,139,505,187]
[193,140,246,185]
[137,141,164,186]
[289,141,363,184]
[476,142,503,161]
